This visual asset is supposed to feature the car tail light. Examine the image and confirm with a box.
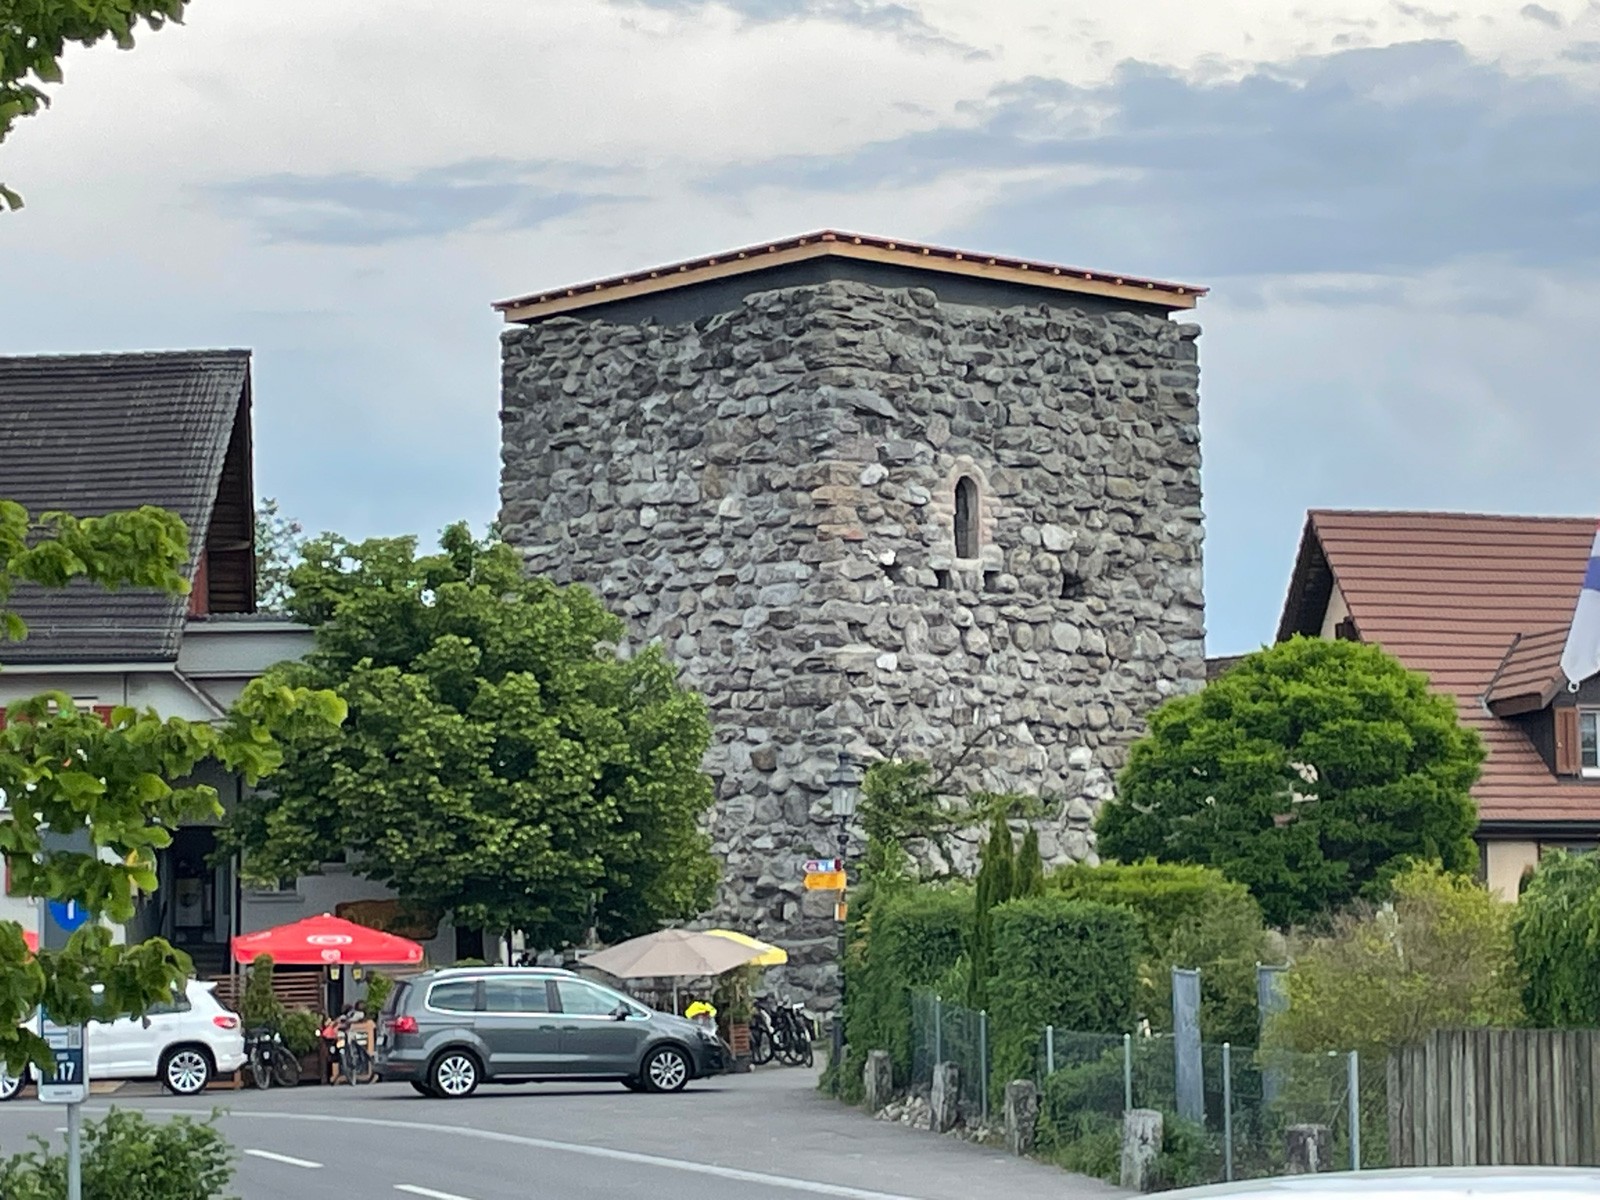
[213,1015,239,1030]
[387,1015,418,1035]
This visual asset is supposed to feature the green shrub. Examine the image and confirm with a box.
[1149,1114,1222,1191]
[988,897,1140,1090]
[1269,861,1522,1058]
[1514,851,1600,1026]
[241,954,284,1031]
[1036,1109,1122,1181]
[844,884,970,1088]
[362,972,394,1020]
[280,1010,322,1058]
[0,1108,235,1200]
[1052,861,1272,1045]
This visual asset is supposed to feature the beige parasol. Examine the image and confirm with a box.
[583,929,764,1009]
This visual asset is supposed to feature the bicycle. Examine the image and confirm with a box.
[755,996,814,1068]
[244,1027,300,1089]
[326,1010,375,1085]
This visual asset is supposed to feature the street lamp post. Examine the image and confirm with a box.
[827,750,862,1070]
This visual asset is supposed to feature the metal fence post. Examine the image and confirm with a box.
[980,1009,989,1122]
[1123,1032,1133,1113]
[1046,1024,1055,1077]
[1222,1042,1234,1183]
[934,995,942,1065]
[1348,1050,1361,1170]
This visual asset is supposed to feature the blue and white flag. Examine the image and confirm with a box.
[1561,521,1600,689]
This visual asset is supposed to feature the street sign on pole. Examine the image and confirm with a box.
[36,1014,88,1105]
[46,900,89,936]
[803,870,846,891]
[802,858,842,874]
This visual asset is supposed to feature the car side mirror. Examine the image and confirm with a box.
[140,1017,151,1029]
[610,1004,631,1021]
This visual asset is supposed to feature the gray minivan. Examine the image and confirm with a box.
[375,967,730,1098]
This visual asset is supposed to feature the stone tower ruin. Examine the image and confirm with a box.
[495,231,1207,1003]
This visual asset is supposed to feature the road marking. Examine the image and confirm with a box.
[244,1148,323,1169]
[395,1187,476,1200]
[124,1107,929,1200]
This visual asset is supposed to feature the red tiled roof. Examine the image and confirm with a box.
[1484,627,1568,711]
[1278,510,1597,825]
[492,230,1207,321]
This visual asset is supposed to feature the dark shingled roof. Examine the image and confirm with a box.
[0,350,251,664]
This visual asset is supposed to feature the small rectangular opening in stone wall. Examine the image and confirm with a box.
[983,570,1001,593]
[1060,573,1085,600]
[935,569,952,590]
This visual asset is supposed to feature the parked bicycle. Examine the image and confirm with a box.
[324,1007,375,1084]
[753,996,815,1068]
[244,1027,300,1090]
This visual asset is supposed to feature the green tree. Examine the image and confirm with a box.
[0,1,192,210]
[254,497,305,613]
[1097,637,1483,927]
[1513,851,1600,1027]
[1266,862,1523,1058]
[967,813,1014,1009]
[1013,826,1045,898]
[0,499,343,1079]
[225,523,719,951]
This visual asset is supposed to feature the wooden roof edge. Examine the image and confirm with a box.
[492,230,1208,322]
[1274,513,1330,644]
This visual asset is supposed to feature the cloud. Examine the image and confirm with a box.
[703,39,1600,281]
[604,0,986,56]
[207,160,632,246]
[1520,3,1565,27]
[1561,39,1600,59]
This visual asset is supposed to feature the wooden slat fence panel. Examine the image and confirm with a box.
[205,969,323,1017]
[1388,1029,1600,1168]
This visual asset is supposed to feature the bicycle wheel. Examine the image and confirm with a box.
[348,1039,374,1084]
[249,1050,271,1091]
[271,1046,301,1088]
[750,1024,774,1066]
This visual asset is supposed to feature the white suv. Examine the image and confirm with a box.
[0,979,246,1098]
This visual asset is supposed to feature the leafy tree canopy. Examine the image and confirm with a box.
[225,523,719,949]
[254,496,305,613]
[0,1,190,209]
[0,499,343,1078]
[1513,851,1600,1027]
[1097,637,1483,926]
[1266,862,1522,1057]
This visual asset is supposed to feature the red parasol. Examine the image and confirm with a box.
[22,930,37,953]
[230,912,423,966]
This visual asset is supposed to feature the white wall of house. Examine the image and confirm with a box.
[1317,584,1350,640]
[241,863,456,965]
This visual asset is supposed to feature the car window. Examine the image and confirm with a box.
[482,978,551,1014]
[145,988,191,1016]
[555,980,622,1016]
[384,981,410,1017]
[427,980,479,1012]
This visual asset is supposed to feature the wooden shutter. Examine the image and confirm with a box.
[1556,707,1581,774]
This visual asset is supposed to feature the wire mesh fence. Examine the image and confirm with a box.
[908,990,1386,1187]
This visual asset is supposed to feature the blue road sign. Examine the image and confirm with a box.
[46,900,89,934]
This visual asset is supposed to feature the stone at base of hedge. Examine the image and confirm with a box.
[1120,1108,1162,1191]
[1004,1079,1039,1155]
[931,1062,960,1133]
[864,1049,893,1113]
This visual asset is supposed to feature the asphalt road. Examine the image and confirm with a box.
[0,1067,1126,1200]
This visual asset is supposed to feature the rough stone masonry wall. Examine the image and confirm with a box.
[499,280,1205,1003]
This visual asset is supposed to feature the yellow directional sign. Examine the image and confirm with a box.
[804,870,847,891]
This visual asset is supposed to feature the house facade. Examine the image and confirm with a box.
[1273,509,1599,899]
[0,350,454,969]
[496,230,1209,999]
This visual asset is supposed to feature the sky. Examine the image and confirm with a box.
[3,0,1598,654]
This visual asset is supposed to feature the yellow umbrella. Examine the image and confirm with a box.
[705,929,788,966]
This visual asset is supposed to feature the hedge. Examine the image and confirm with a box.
[987,896,1141,1089]
[1050,860,1254,949]
[844,884,970,1086]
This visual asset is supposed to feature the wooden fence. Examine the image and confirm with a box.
[1388,1029,1600,1167]
[207,969,324,1016]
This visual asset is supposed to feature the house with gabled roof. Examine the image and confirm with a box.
[1273,509,1600,898]
[0,351,456,971]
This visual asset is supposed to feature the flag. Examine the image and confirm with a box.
[1560,520,1600,689]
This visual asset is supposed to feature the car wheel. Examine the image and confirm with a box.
[409,1081,436,1097]
[642,1045,692,1094]
[0,1068,23,1102]
[620,1076,646,1092]
[161,1046,214,1096]
[429,1050,480,1099]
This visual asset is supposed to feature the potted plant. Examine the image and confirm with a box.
[280,1010,323,1084]
[713,965,757,1070]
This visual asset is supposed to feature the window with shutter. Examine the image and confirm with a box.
[1581,710,1599,777]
